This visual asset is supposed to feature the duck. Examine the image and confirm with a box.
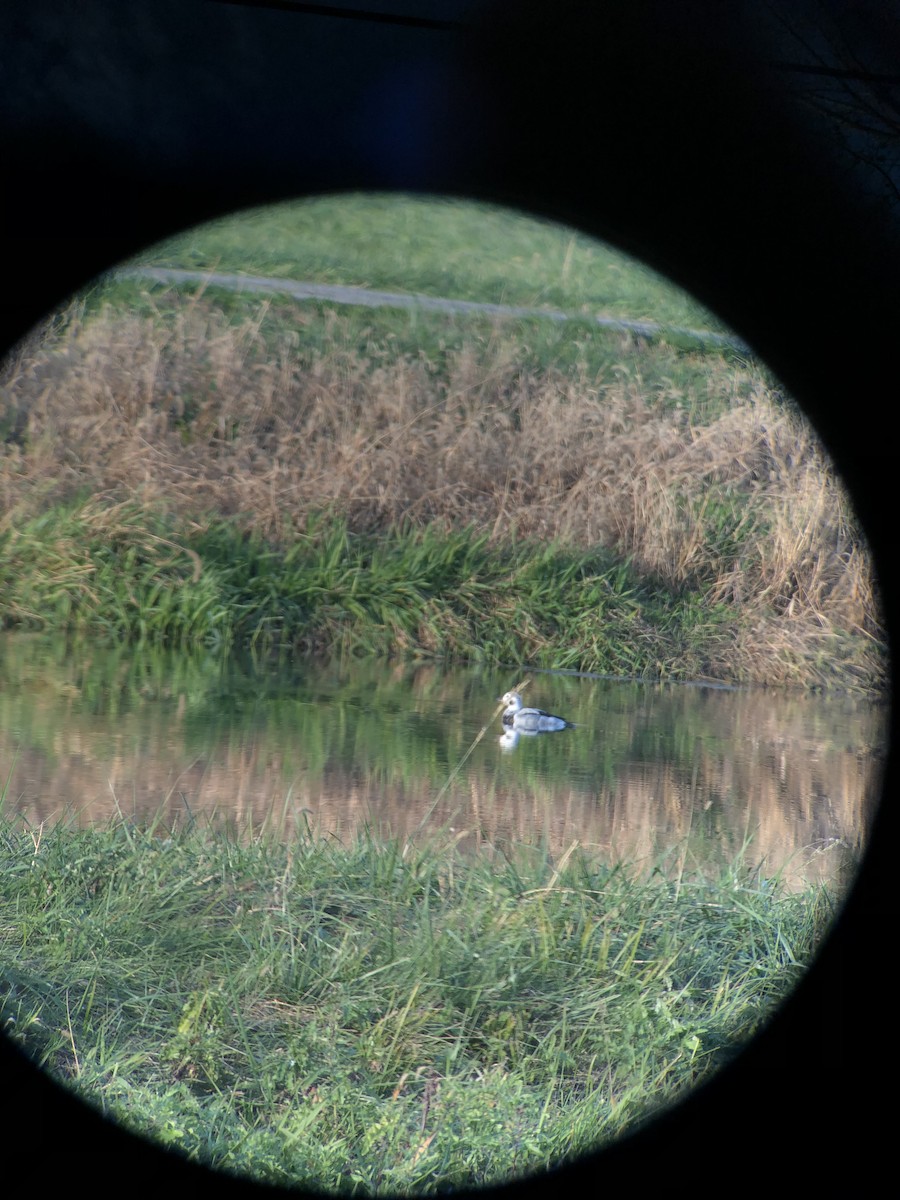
[498,690,574,734]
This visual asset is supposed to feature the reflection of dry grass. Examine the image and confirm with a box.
[1,301,885,688]
[2,679,880,892]
[3,748,868,892]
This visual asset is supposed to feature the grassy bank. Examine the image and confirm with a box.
[0,814,833,1192]
[1,289,884,690]
[1,193,887,690]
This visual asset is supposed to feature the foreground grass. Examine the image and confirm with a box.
[0,815,833,1192]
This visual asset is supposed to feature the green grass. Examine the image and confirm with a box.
[0,501,734,681]
[0,813,834,1192]
[129,192,734,334]
[2,495,882,690]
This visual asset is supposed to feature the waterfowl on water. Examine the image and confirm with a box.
[498,690,574,734]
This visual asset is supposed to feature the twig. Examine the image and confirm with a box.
[411,677,531,837]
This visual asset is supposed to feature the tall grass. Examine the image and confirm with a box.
[0,813,834,1192]
[0,293,885,689]
[0,501,717,681]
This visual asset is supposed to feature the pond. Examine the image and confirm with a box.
[0,633,884,891]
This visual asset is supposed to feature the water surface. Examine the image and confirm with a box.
[0,635,884,890]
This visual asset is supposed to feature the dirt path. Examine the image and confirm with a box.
[121,266,751,354]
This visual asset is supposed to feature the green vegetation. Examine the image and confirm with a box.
[0,814,834,1192]
[0,502,730,680]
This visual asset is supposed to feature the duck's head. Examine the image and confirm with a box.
[499,690,523,710]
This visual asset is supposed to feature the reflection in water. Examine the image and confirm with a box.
[0,634,885,891]
[499,727,524,750]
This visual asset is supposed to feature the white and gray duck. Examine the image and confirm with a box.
[498,690,575,735]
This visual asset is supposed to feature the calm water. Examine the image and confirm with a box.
[0,634,886,890]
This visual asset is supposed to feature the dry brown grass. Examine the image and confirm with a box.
[0,299,886,688]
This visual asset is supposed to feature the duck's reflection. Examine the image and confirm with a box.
[499,727,528,751]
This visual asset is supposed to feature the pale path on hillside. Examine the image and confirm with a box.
[120,266,752,354]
